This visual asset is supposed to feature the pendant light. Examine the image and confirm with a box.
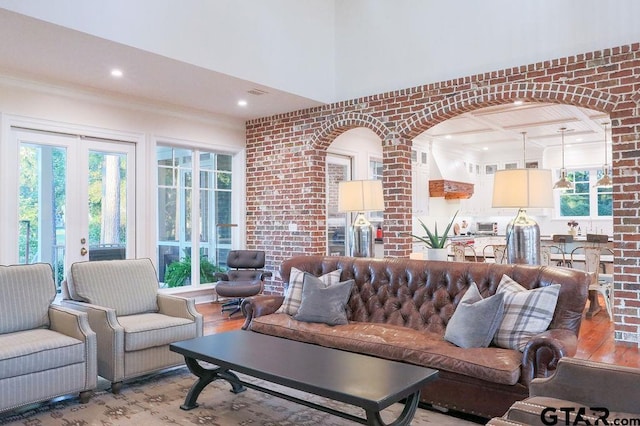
[595,122,613,187]
[553,127,574,190]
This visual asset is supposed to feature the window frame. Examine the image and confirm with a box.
[555,167,612,219]
[156,144,234,288]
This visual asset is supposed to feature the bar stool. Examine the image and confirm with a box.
[482,244,506,264]
[570,246,613,321]
[552,234,573,267]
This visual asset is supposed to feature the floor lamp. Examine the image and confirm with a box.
[492,168,554,264]
[338,180,385,257]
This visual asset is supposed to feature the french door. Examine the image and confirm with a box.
[14,128,135,289]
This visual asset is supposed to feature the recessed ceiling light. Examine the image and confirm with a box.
[482,147,489,151]
[445,135,452,139]
[237,100,247,107]
[110,69,123,78]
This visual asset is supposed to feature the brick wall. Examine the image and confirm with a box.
[246,43,640,345]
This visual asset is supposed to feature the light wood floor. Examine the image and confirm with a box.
[197,295,640,368]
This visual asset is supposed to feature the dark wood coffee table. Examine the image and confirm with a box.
[170,330,438,426]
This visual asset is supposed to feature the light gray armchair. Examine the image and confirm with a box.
[62,258,203,393]
[0,263,97,413]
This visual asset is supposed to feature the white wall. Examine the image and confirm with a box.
[334,0,640,101]
[0,76,246,264]
[328,128,382,179]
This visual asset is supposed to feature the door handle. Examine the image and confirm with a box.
[80,247,88,256]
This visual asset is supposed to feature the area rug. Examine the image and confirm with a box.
[0,367,482,425]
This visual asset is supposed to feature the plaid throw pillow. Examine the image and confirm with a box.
[276,267,342,316]
[493,274,560,351]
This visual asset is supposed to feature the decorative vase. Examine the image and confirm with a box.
[427,248,448,261]
[568,228,577,236]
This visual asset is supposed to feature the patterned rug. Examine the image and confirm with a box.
[0,367,482,425]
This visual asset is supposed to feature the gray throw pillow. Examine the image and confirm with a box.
[293,273,354,326]
[276,267,342,316]
[444,282,505,348]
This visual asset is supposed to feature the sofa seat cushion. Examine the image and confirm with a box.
[118,313,197,351]
[504,396,635,425]
[0,328,85,379]
[250,313,523,385]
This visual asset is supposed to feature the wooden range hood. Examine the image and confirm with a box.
[429,179,474,200]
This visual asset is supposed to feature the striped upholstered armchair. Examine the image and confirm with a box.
[61,258,203,393]
[0,263,97,413]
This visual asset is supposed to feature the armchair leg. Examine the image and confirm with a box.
[111,381,123,394]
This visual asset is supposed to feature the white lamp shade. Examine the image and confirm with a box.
[492,169,554,208]
[338,180,385,212]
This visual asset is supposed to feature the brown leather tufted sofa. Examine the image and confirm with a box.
[241,256,590,419]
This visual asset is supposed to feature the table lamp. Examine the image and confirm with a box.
[338,180,385,257]
[492,168,554,264]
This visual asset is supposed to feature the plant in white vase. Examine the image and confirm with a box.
[404,211,459,260]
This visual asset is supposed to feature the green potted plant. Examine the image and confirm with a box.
[404,211,458,260]
[164,253,224,288]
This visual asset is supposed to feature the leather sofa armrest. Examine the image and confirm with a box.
[530,357,640,414]
[520,328,577,386]
[241,295,285,330]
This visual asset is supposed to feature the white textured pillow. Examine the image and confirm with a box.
[276,267,342,316]
[493,274,560,351]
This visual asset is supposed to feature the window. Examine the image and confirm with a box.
[557,169,612,218]
[370,158,383,181]
[157,146,232,287]
[369,158,383,221]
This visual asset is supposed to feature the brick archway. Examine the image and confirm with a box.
[309,112,410,258]
[397,83,620,139]
[310,112,390,151]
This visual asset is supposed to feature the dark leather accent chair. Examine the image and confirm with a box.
[215,250,272,317]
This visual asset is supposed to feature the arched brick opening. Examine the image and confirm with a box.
[309,112,389,150]
[398,83,619,139]
[310,113,411,257]
[397,82,629,332]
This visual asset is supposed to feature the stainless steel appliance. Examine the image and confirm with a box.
[476,222,498,235]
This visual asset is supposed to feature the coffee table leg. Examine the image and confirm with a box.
[180,357,246,410]
[365,391,420,426]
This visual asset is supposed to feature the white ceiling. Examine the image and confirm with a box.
[423,102,610,153]
[0,9,324,121]
[0,7,613,150]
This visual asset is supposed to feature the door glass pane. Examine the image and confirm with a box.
[327,156,350,256]
[18,143,67,290]
[200,152,232,282]
[88,151,127,261]
[157,147,194,287]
